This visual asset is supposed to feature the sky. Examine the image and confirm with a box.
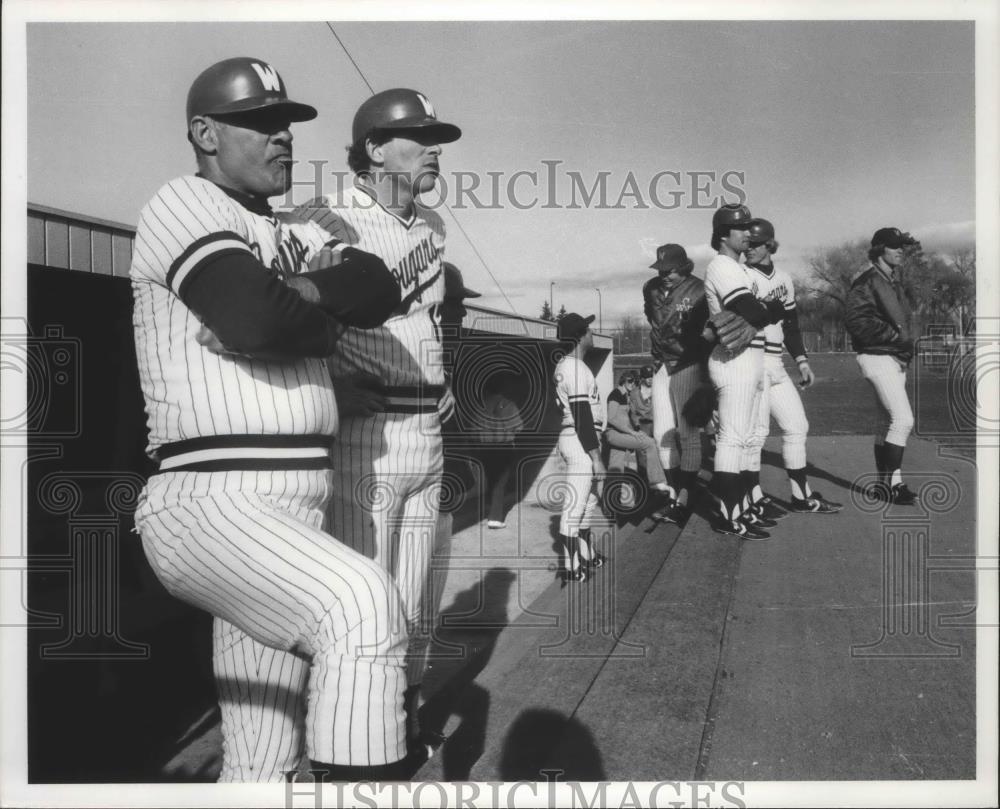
[12,6,990,329]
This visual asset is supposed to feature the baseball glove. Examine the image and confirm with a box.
[705,310,757,353]
[681,382,719,429]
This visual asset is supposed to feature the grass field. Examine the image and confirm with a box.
[616,351,975,445]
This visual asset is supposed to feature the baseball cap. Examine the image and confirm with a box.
[557,312,595,342]
[639,364,654,379]
[650,243,694,274]
[443,262,481,300]
[871,227,918,249]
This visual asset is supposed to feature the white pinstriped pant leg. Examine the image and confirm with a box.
[745,362,773,474]
[134,469,409,773]
[329,412,443,687]
[708,347,764,474]
[212,620,308,782]
[857,353,914,446]
[651,365,676,469]
[667,363,704,473]
[766,359,809,470]
[557,428,599,539]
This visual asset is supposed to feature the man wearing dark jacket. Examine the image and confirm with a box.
[844,227,919,505]
[642,244,711,521]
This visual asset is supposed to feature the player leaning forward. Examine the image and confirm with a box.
[703,204,790,539]
[296,88,461,755]
[130,58,413,781]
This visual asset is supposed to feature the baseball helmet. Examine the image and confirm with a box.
[747,218,776,245]
[352,88,461,144]
[712,203,753,231]
[186,57,317,123]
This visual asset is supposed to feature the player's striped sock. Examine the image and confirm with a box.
[882,442,905,488]
[788,467,810,500]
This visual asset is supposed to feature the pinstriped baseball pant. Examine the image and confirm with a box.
[557,427,600,539]
[651,362,704,472]
[749,356,809,471]
[708,346,765,473]
[134,468,408,780]
[329,410,445,689]
[857,353,914,446]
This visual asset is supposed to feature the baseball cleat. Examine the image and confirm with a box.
[713,519,770,540]
[757,496,788,520]
[889,483,917,506]
[789,493,842,513]
[581,550,607,569]
[745,506,778,528]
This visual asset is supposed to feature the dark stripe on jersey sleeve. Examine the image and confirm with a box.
[166,231,248,297]
[725,291,784,329]
[782,306,808,360]
[570,400,600,453]
[183,251,348,359]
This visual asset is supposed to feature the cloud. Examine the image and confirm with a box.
[912,220,975,254]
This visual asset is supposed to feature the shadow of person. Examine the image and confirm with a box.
[760,448,862,499]
[417,567,516,780]
[498,708,605,781]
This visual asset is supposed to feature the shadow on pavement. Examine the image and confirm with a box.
[418,568,517,780]
[498,708,605,781]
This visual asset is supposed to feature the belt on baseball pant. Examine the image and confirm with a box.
[155,434,333,473]
[764,340,783,356]
[381,384,446,414]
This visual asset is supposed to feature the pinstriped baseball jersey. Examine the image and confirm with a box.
[704,253,765,352]
[130,175,339,457]
[554,356,605,431]
[295,184,447,388]
[747,264,796,357]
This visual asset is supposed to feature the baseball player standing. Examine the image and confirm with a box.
[296,88,460,756]
[130,57,412,782]
[844,227,920,505]
[743,218,842,515]
[642,243,711,522]
[553,313,607,582]
[702,205,789,539]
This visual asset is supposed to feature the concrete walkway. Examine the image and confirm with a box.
[416,435,980,783]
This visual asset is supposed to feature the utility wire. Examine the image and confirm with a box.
[324,22,521,317]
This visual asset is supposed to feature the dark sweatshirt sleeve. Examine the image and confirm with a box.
[182,251,344,358]
[782,308,808,361]
[570,400,600,452]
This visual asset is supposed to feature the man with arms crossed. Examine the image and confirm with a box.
[297,88,461,757]
[131,58,410,782]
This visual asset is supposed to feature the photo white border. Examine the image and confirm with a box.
[2,1,997,807]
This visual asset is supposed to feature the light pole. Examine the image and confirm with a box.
[594,288,602,332]
[549,281,555,317]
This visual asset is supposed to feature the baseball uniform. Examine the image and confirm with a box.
[554,354,603,544]
[130,175,409,780]
[297,181,447,689]
[746,262,822,504]
[703,253,766,521]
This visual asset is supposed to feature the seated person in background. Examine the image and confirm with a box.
[605,372,673,499]
[476,375,525,529]
[629,365,655,437]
